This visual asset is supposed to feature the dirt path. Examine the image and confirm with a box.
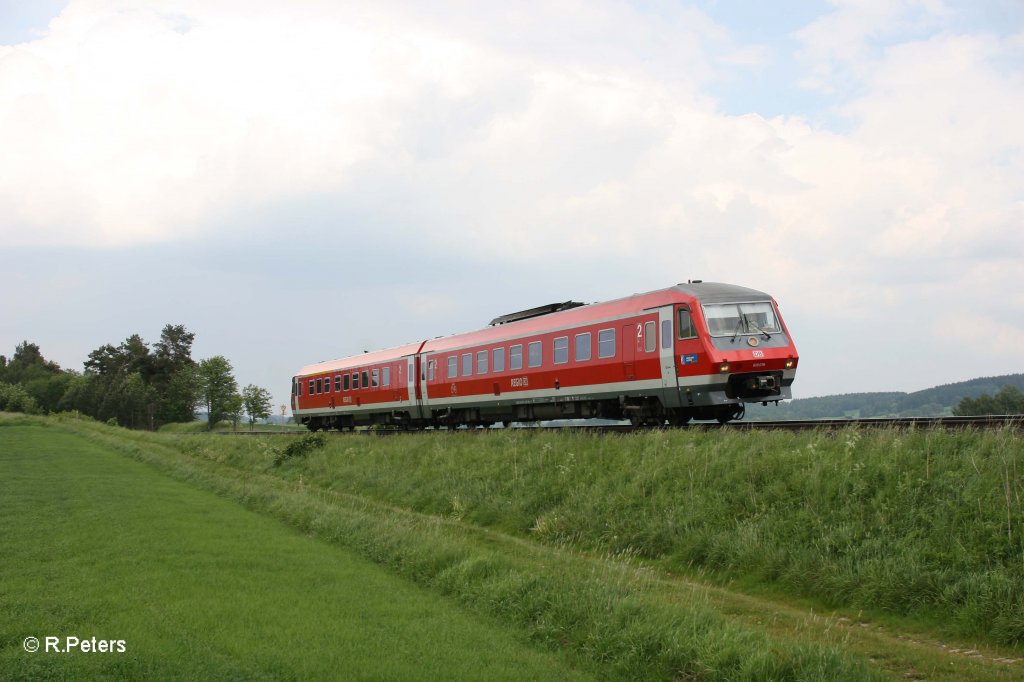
[652,570,1022,681]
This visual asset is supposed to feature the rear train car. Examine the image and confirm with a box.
[291,282,798,430]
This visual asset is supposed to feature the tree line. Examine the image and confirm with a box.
[953,385,1024,416]
[0,324,274,430]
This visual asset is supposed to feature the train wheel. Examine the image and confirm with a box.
[716,405,745,423]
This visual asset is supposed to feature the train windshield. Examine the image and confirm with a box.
[702,301,781,338]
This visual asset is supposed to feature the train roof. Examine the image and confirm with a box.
[672,281,773,303]
[294,341,424,377]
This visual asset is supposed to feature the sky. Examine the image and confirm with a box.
[1,0,1022,415]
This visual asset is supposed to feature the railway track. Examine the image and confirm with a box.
[225,414,1024,435]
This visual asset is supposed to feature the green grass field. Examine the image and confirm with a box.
[0,420,588,680]
[3,414,1023,680]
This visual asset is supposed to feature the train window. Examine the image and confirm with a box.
[352,372,359,390]
[461,353,472,377]
[334,375,341,392]
[528,341,542,368]
[553,336,568,364]
[598,329,616,358]
[702,302,781,337]
[644,321,656,353]
[427,361,436,382]
[575,332,592,361]
[678,308,697,339]
[372,368,379,387]
[344,374,350,391]
[510,344,523,370]
[477,350,488,374]
[383,367,391,386]
[362,370,369,388]
[447,356,457,379]
[308,379,314,394]
[493,347,505,373]
[662,320,672,349]
[316,378,323,394]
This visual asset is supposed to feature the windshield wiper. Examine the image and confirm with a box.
[730,319,745,343]
[749,322,771,340]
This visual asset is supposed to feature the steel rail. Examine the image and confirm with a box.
[218,414,1024,435]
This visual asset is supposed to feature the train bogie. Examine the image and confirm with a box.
[291,282,798,430]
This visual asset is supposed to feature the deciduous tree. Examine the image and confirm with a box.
[198,356,238,430]
[242,384,273,431]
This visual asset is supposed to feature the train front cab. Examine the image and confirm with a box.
[668,286,797,423]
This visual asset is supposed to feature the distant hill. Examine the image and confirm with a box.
[745,373,1024,420]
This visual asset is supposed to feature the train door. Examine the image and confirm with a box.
[657,308,679,404]
[674,304,705,407]
[406,356,420,419]
[621,323,637,381]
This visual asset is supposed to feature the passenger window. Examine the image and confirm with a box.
[344,374,350,391]
[334,375,341,392]
[553,336,568,364]
[510,344,523,370]
[361,370,369,388]
[383,367,391,386]
[575,332,592,361]
[661,319,672,349]
[598,329,616,358]
[308,379,314,394]
[316,378,323,394]
[352,372,359,390]
[427,361,436,382]
[678,308,697,339]
[528,341,542,368]
[644,321,656,353]
[477,350,488,374]
[447,356,457,379]
[372,368,379,387]
[462,353,473,377]
[493,347,505,373]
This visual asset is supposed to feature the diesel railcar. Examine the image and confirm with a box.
[290,282,798,429]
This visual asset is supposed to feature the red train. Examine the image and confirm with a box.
[290,282,798,429]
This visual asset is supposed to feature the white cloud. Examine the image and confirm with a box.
[0,0,1022,397]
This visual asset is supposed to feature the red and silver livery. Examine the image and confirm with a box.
[291,282,798,429]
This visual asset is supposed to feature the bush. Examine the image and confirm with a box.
[0,382,39,414]
[273,432,328,467]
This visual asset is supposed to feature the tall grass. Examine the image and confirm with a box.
[172,425,1024,646]
[50,416,883,681]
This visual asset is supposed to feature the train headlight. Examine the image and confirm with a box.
[785,358,796,369]
[719,362,730,374]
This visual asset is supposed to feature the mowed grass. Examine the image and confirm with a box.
[0,422,589,680]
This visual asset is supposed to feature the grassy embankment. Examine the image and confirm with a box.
[7,414,1024,679]
[0,417,589,680]
[247,425,1024,647]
